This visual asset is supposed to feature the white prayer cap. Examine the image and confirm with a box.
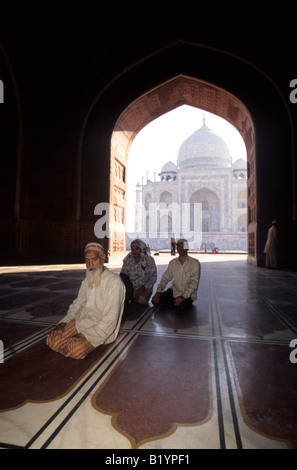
[177,239,189,249]
[84,242,105,259]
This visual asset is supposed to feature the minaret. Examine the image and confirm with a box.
[134,182,142,233]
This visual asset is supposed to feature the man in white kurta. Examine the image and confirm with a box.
[46,242,125,359]
[152,239,201,310]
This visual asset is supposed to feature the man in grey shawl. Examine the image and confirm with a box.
[120,239,157,305]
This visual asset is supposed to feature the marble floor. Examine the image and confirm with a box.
[0,253,297,450]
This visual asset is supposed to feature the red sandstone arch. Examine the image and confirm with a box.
[110,75,255,261]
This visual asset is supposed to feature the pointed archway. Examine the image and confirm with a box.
[110,75,255,261]
[80,40,294,268]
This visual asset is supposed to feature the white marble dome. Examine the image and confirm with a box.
[160,161,178,173]
[177,124,232,169]
[232,158,247,171]
[159,160,178,181]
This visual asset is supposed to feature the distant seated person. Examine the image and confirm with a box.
[152,239,201,310]
[46,242,125,359]
[120,239,157,305]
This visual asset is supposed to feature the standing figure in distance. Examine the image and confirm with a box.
[171,234,176,255]
[264,220,278,268]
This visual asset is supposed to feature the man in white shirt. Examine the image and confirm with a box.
[46,242,125,359]
[152,239,201,310]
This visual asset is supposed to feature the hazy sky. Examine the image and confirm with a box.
[126,105,247,231]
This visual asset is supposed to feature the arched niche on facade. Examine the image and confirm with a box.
[189,187,220,232]
[159,191,173,206]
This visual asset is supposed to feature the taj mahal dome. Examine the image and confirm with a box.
[129,120,248,252]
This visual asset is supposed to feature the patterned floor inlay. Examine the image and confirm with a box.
[0,322,47,348]
[151,303,209,332]
[1,254,297,449]
[0,338,114,411]
[230,342,297,448]
[92,334,211,447]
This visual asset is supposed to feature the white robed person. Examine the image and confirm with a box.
[264,220,278,268]
[46,242,125,359]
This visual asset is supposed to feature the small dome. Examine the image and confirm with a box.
[159,160,178,182]
[232,158,247,171]
[177,124,232,169]
[160,161,177,173]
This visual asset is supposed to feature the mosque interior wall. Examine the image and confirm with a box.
[0,13,296,270]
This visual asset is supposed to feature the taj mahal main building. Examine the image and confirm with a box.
[129,120,248,252]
